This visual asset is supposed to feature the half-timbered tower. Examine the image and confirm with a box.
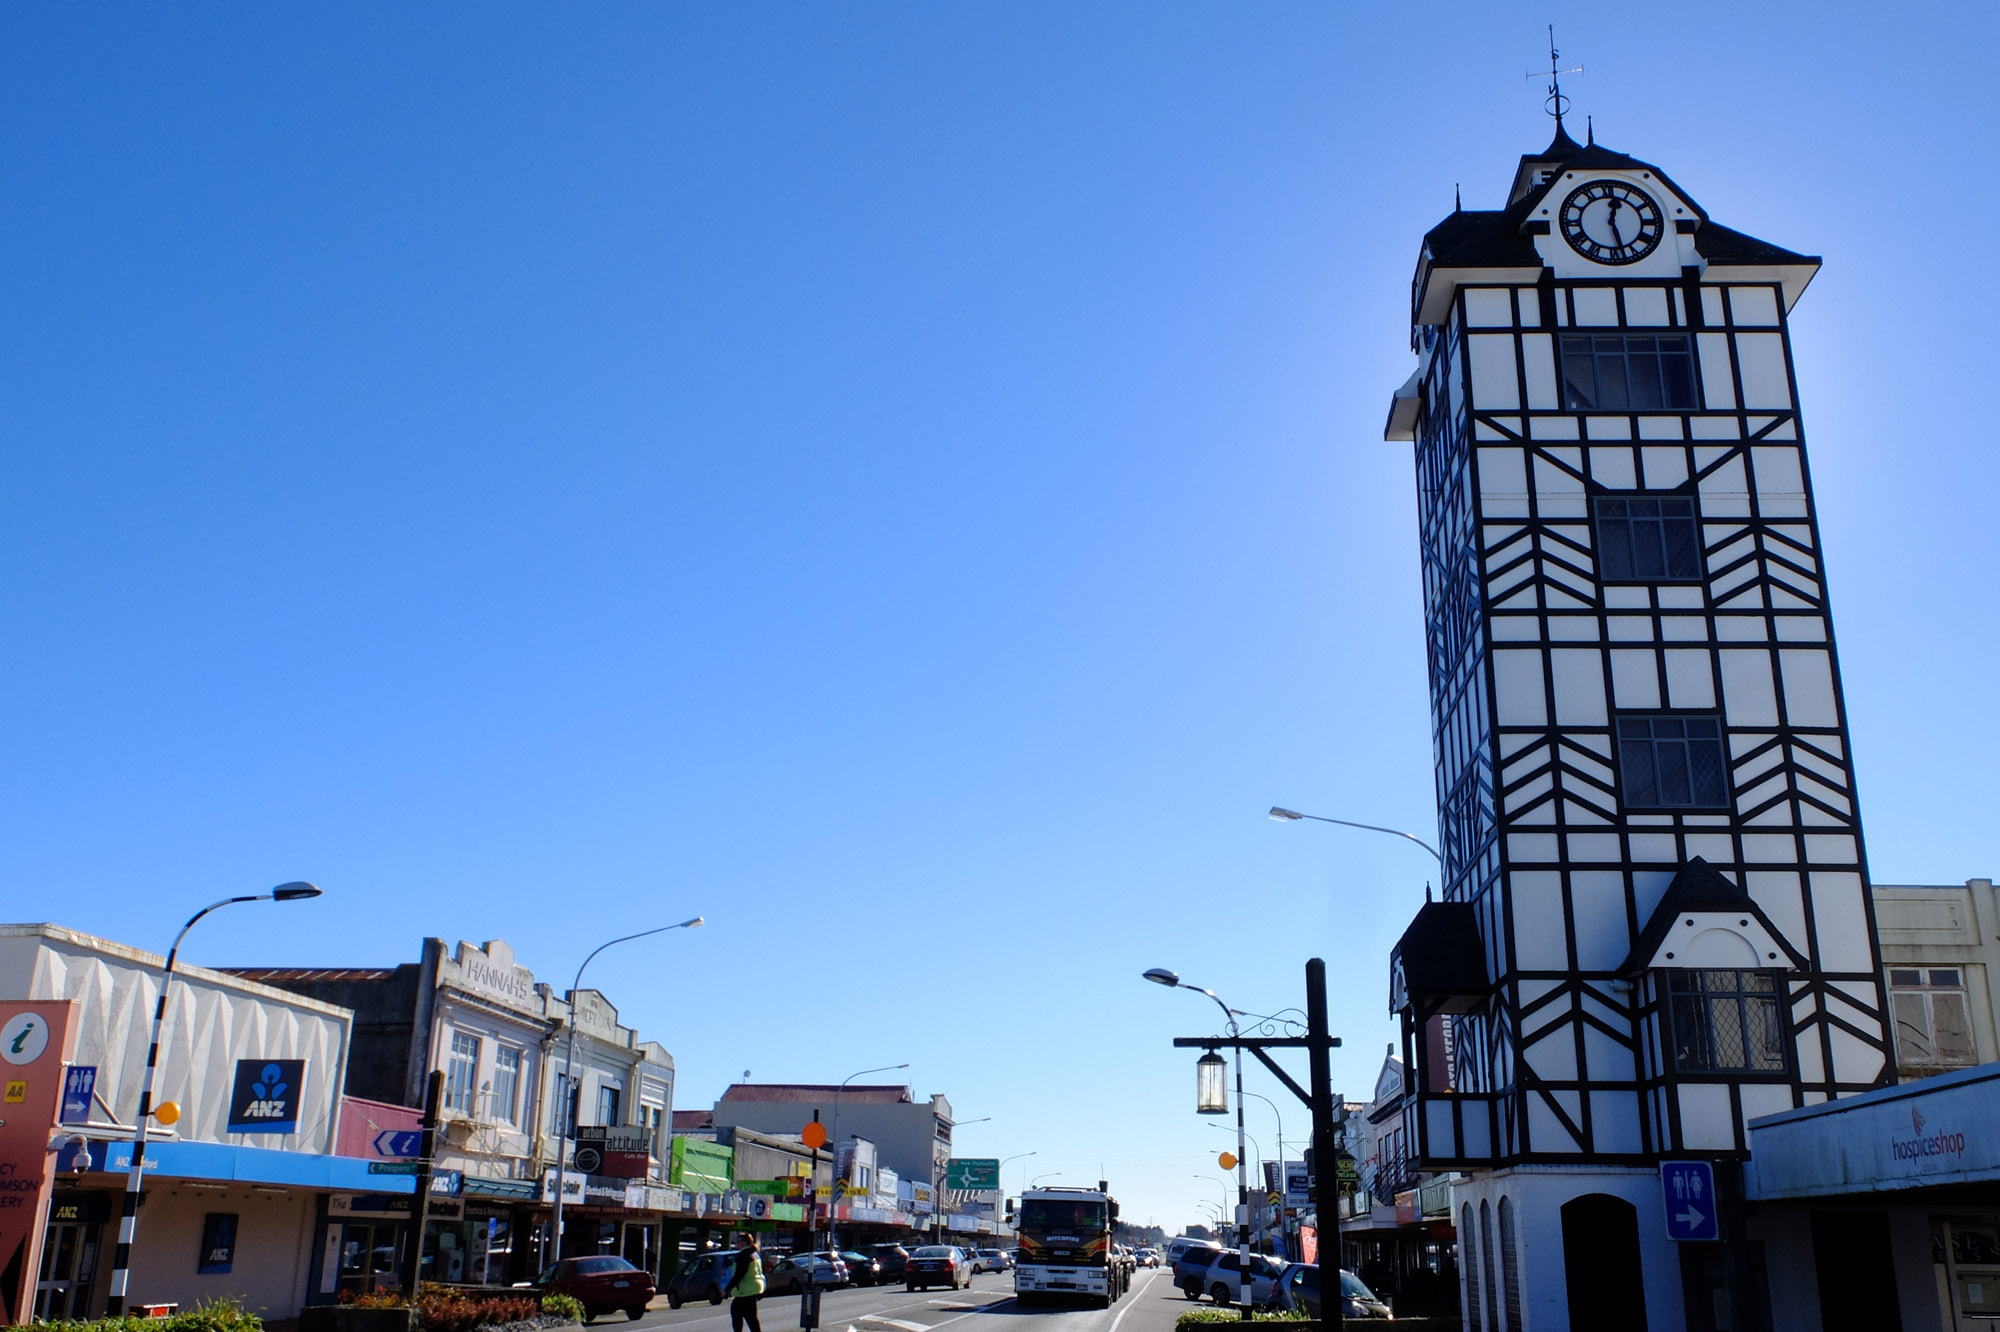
[1383,124,1893,1331]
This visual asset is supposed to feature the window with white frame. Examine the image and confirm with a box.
[597,1082,622,1128]
[445,1031,481,1113]
[491,1046,523,1124]
[1889,968,1976,1069]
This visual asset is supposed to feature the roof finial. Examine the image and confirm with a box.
[1528,24,1584,130]
[1587,114,1594,146]
[1454,183,1462,213]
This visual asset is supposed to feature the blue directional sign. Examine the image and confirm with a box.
[60,1065,97,1125]
[1660,1161,1719,1242]
[373,1129,425,1158]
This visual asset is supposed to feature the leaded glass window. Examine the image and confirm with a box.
[1667,969,1787,1073]
[1595,494,1701,581]
[1562,334,1697,410]
[1618,715,1729,809]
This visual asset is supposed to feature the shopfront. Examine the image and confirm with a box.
[1746,1062,2000,1332]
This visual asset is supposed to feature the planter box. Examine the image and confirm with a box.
[302,1307,419,1332]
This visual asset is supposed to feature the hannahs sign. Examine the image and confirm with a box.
[227,1059,307,1134]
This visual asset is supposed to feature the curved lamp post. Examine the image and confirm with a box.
[1031,1170,1063,1187]
[998,1151,1035,1235]
[828,1063,909,1250]
[1268,806,1442,867]
[932,1115,990,1242]
[552,918,703,1258]
[1148,967,1251,1319]
[106,882,323,1315]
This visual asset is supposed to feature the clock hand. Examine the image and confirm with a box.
[1604,198,1624,245]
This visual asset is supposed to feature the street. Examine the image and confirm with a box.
[632,1270,1183,1332]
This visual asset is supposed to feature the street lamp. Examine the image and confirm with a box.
[929,1116,989,1243]
[999,1152,1035,1235]
[1195,1050,1228,1113]
[1148,968,1252,1319]
[105,881,323,1315]
[1031,1170,1063,1187]
[1268,806,1442,867]
[552,918,704,1259]
[1242,1089,1290,1255]
[827,1063,909,1251]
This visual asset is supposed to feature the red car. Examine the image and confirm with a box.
[905,1245,971,1292]
[532,1255,657,1322]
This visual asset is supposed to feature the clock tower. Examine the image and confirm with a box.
[1383,124,1892,1331]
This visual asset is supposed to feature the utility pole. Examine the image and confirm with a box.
[402,1069,445,1295]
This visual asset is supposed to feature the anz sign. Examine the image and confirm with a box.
[227,1059,308,1135]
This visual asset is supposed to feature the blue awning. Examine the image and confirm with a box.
[86,1139,417,1193]
[1747,1061,2000,1200]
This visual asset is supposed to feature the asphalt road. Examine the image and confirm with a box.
[627,1268,1185,1332]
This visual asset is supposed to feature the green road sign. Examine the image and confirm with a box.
[944,1158,999,1190]
[369,1161,423,1175]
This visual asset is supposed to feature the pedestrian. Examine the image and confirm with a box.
[726,1232,765,1332]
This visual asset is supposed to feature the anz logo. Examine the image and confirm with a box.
[240,1064,291,1118]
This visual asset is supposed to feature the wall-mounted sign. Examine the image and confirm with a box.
[60,1065,96,1125]
[0,1001,77,1327]
[227,1059,307,1134]
[198,1213,238,1274]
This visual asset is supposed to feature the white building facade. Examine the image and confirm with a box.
[1383,123,1895,1332]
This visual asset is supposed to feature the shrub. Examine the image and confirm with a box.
[38,1297,265,1332]
[1172,1309,1305,1332]
[539,1294,585,1324]
[412,1292,540,1332]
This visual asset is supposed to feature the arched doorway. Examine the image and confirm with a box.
[1561,1193,1646,1331]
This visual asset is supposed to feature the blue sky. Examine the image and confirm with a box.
[4,3,1995,1231]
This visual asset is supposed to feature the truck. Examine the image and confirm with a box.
[1013,1183,1126,1308]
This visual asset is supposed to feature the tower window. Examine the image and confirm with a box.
[1562,334,1697,410]
[1594,494,1701,581]
[1617,715,1728,809]
[1667,969,1787,1073]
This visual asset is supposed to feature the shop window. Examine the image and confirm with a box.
[445,1031,481,1113]
[1890,968,1977,1070]
[1668,969,1787,1073]
[597,1083,622,1127]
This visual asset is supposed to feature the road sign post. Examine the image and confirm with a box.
[1660,1161,1719,1242]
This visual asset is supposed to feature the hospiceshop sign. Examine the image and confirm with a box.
[1748,1063,1998,1201]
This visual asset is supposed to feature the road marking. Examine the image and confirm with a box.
[858,1318,930,1332]
[1103,1270,1160,1332]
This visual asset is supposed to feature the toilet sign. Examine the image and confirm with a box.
[1660,1161,1719,1242]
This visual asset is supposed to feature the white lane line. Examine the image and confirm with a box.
[1103,1270,1161,1332]
[858,1318,930,1332]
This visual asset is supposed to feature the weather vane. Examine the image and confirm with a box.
[1527,24,1583,131]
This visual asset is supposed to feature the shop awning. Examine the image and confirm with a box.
[88,1139,414,1192]
[1747,1062,2000,1200]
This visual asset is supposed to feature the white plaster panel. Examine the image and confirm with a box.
[1491,616,1539,641]
[1779,649,1838,727]
[1641,446,1689,489]
[1590,1091,1643,1154]
[1524,1026,1578,1083]
[1518,288,1542,326]
[1469,334,1522,408]
[1637,416,1685,439]
[1493,650,1548,725]
[1805,834,1858,864]
[1624,287,1670,325]
[1793,1035,1824,1085]
[1753,445,1804,501]
[1700,288,1727,324]
[1465,287,1515,327]
[1549,615,1598,641]
[1526,1094,1579,1153]
[1728,286,1781,327]
[1567,834,1621,862]
[1522,333,1558,408]
[1735,333,1791,409]
[1551,649,1608,725]
[1665,650,1716,708]
[1683,834,1735,863]
[1512,871,1569,969]
[1774,617,1826,642]
[1809,872,1874,972]
[1478,446,1528,509]
[1609,616,1654,641]
[1662,616,1707,641]
[1717,617,1768,641]
[1509,833,1560,862]
[1678,1083,1737,1150]
[1659,586,1704,609]
[1692,415,1742,440]
[1610,649,1661,708]
[1827,1025,1885,1085]
[1630,834,1679,863]
[1721,650,1780,726]
[1571,287,1617,326]
[1589,446,1636,488]
[1738,1083,1793,1126]
[1585,415,1633,440]
[1585,1025,1636,1085]
[1530,415,1579,439]
[1571,870,1632,971]
[1606,586,1651,608]
[1697,333,1736,409]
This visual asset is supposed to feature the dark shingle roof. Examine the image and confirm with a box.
[1619,857,1809,976]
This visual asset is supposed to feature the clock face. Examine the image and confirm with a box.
[1559,180,1664,265]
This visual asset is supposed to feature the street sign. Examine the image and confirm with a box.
[60,1065,97,1125]
[373,1130,424,1159]
[1660,1161,1719,1242]
[369,1161,422,1176]
[945,1158,1000,1190]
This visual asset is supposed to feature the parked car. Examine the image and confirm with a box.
[1278,1264,1393,1320]
[763,1255,813,1296]
[1111,1246,1137,1281]
[1164,1237,1221,1268]
[532,1255,656,1321]
[1196,1252,1290,1307]
[869,1244,911,1283]
[840,1251,883,1286]
[800,1253,852,1288]
[664,1251,737,1308]
[1173,1246,1223,1298]
[1134,1249,1162,1269]
[905,1245,972,1291]
[971,1248,1011,1274]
